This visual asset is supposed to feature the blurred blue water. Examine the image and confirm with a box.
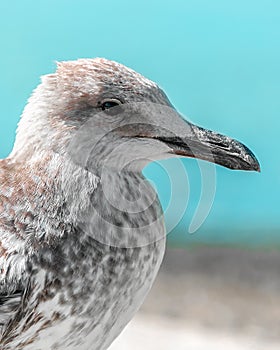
[0,0,279,246]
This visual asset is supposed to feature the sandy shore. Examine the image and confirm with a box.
[111,315,279,350]
[109,246,280,350]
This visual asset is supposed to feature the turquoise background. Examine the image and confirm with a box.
[0,0,279,247]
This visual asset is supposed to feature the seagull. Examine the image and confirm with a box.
[0,58,260,349]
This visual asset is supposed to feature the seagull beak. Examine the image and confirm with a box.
[152,122,260,172]
[115,103,260,172]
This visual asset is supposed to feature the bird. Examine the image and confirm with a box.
[0,58,260,350]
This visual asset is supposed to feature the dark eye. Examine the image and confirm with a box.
[101,99,122,111]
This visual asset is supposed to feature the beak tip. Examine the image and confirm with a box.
[248,153,261,173]
[244,158,261,173]
[238,142,260,173]
[254,163,261,173]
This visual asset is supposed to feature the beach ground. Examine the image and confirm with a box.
[109,246,280,350]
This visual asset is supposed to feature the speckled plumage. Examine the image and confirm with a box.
[0,59,169,349]
[0,58,259,349]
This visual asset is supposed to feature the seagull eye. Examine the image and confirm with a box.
[101,99,122,111]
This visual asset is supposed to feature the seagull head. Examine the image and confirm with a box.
[11,58,260,174]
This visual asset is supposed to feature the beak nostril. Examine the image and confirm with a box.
[206,140,230,149]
